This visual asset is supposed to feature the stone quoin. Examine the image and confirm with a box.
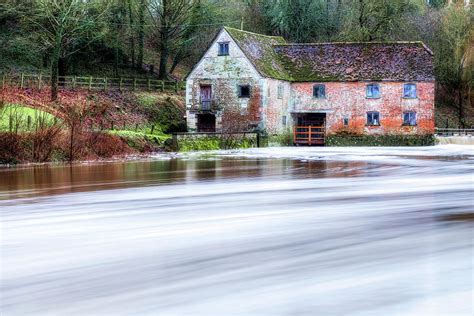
[185,27,435,145]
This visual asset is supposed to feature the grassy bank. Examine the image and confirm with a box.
[0,88,186,164]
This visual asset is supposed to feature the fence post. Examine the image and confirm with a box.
[38,74,42,89]
[20,73,24,89]
[104,77,108,90]
[72,76,76,89]
[161,81,165,92]
[1,74,5,89]
[88,76,93,90]
[147,78,151,91]
[133,78,137,90]
[27,115,31,130]
[119,77,123,91]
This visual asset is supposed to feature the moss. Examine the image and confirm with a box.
[326,134,436,146]
[224,27,292,81]
[177,134,257,152]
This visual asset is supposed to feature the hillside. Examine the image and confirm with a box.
[0,86,186,164]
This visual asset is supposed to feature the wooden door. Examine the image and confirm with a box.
[200,85,212,110]
[197,114,216,132]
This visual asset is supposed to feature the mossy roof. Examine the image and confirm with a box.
[224,27,291,80]
[274,42,434,82]
[224,27,434,82]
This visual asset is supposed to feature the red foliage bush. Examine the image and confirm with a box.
[86,132,133,158]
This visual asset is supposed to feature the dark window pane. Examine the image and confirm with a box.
[343,117,349,126]
[403,84,416,98]
[313,84,326,98]
[367,112,380,126]
[218,42,229,56]
[403,111,416,126]
[367,84,380,98]
[239,85,250,98]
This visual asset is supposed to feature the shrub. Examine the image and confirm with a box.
[177,134,257,152]
[268,128,293,146]
[0,133,22,164]
[326,134,436,146]
[138,94,186,133]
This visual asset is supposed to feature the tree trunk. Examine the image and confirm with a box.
[169,54,181,75]
[158,30,169,79]
[137,0,146,70]
[51,45,61,101]
[325,0,330,41]
[69,122,74,162]
[458,88,464,128]
[114,45,119,77]
[128,0,136,69]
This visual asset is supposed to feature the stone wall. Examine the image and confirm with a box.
[290,81,435,135]
[186,29,264,132]
[264,79,292,134]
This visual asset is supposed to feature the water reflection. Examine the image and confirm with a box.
[0,158,371,200]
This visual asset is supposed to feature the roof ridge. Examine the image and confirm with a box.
[274,41,427,46]
[224,26,285,41]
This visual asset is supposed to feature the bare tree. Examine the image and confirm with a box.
[148,0,196,79]
[13,0,110,100]
[137,0,147,70]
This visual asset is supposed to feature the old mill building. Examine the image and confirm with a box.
[185,27,435,145]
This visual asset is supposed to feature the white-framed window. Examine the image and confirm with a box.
[277,84,284,99]
[366,84,381,98]
[313,84,326,98]
[403,84,417,98]
[218,42,229,56]
[403,111,417,126]
[367,111,380,126]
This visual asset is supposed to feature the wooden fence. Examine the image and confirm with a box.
[435,128,474,136]
[0,73,185,92]
[293,125,325,145]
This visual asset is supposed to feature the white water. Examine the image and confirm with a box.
[1,145,473,315]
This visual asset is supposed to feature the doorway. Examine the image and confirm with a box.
[294,113,326,145]
[197,113,216,132]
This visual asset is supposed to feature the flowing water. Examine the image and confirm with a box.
[1,145,473,315]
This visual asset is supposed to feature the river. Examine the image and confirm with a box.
[1,145,473,315]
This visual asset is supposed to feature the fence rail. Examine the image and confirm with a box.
[294,125,325,145]
[435,128,474,136]
[0,73,185,92]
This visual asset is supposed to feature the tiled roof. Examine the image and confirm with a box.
[225,27,434,82]
[224,27,291,80]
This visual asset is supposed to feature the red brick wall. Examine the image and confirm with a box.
[290,81,435,135]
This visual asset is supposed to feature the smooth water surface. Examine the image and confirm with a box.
[1,146,473,315]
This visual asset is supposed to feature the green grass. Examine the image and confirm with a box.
[0,104,58,132]
[108,129,171,150]
[108,129,169,141]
